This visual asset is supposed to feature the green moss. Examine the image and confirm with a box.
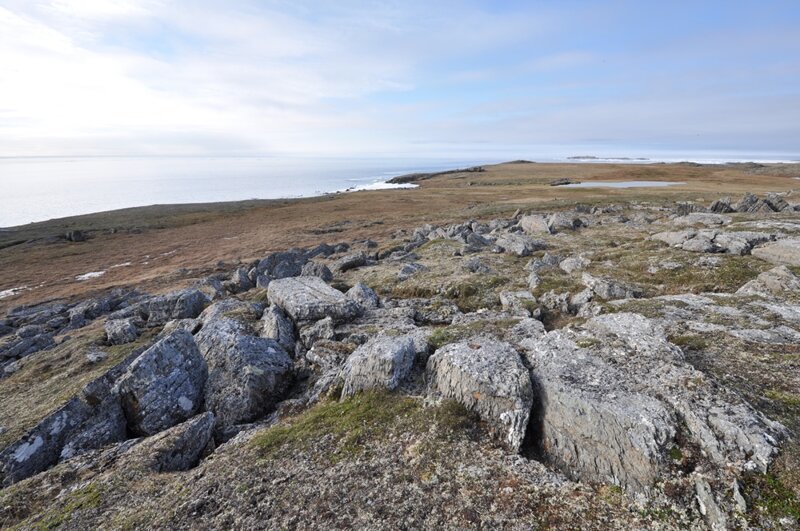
[532,272,583,297]
[743,472,800,521]
[32,483,102,530]
[576,338,602,349]
[390,284,439,300]
[668,446,683,461]
[765,389,800,409]
[669,334,709,352]
[428,318,519,350]
[252,391,478,464]
[253,391,420,462]
[244,288,270,304]
[221,306,261,323]
[643,256,767,294]
[445,275,510,312]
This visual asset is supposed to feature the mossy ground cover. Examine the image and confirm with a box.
[252,391,478,463]
[0,323,156,451]
[428,318,520,350]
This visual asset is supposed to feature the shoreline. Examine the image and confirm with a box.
[4,158,800,229]
[1,160,798,312]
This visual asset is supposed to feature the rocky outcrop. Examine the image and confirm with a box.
[141,289,209,326]
[521,313,787,497]
[581,273,642,300]
[651,229,775,255]
[130,412,215,473]
[195,317,292,431]
[737,266,800,297]
[494,233,545,257]
[115,330,207,436]
[0,346,143,485]
[341,334,416,397]
[751,238,800,266]
[346,282,380,309]
[268,277,360,323]
[426,337,533,452]
[260,305,296,353]
[330,252,367,274]
[105,318,140,345]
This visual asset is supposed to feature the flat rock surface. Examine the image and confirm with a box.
[752,237,800,266]
[267,276,360,323]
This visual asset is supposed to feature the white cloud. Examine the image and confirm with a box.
[0,1,797,157]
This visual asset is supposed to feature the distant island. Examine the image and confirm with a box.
[568,155,650,161]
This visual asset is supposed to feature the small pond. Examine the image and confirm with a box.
[561,180,685,188]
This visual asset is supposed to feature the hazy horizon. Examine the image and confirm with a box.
[1,1,798,158]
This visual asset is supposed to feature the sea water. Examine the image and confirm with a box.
[0,156,491,227]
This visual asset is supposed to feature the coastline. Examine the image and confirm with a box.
[1,160,798,313]
[3,155,799,228]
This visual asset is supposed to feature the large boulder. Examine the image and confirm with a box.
[581,273,642,300]
[651,229,697,247]
[499,290,537,318]
[426,337,533,452]
[267,276,361,323]
[559,255,591,274]
[0,348,143,486]
[256,250,308,280]
[143,289,209,327]
[547,212,584,232]
[737,265,800,297]
[346,282,380,309]
[518,215,552,235]
[330,252,367,274]
[128,412,215,473]
[225,266,254,294]
[522,329,676,494]
[520,313,787,497]
[105,318,140,345]
[301,262,333,282]
[712,231,774,255]
[341,334,416,397]
[495,233,545,257]
[751,238,800,266]
[672,213,731,226]
[260,305,296,353]
[195,318,292,430]
[115,330,208,436]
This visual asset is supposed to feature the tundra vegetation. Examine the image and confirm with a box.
[1,161,800,529]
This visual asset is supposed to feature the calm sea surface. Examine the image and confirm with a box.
[2,153,796,228]
[0,156,494,227]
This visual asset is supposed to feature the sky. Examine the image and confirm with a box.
[1,0,799,158]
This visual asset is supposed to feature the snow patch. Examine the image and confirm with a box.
[75,271,106,281]
[0,286,27,300]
